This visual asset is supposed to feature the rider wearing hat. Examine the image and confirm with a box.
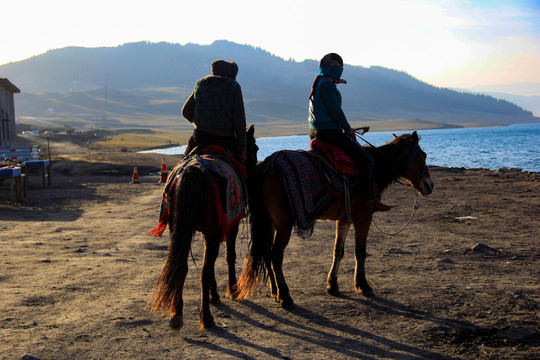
[182,59,247,161]
[308,53,390,212]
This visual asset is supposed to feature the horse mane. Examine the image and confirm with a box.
[366,133,415,192]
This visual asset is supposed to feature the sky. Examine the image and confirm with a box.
[3,0,540,94]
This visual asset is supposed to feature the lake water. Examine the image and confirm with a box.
[141,123,540,172]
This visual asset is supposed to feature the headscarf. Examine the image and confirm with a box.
[309,53,346,99]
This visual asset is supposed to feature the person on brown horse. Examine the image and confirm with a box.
[308,53,390,212]
[182,59,247,162]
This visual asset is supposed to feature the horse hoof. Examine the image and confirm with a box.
[209,297,222,305]
[200,316,215,329]
[327,285,340,296]
[362,289,375,297]
[226,289,238,301]
[280,298,294,309]
[169,315,184,330]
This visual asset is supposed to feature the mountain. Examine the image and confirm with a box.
[1,41,538,134]
[470,82,540,97]
[466,91,540,117]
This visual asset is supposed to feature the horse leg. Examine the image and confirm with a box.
[266,253,278,300]
[271,225,294,308]
[200,236,220,329]
[168,265,187,330]
[164,222,190,330]
[209,275,221,305]
[225,226,239,300]
[260,226,278,300]
[327,220,350,295]
[353,215,374,297]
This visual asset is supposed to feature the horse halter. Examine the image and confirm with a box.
[401,140,429,186]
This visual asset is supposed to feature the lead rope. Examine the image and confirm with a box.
[354,128,420,235]
[371,191,419,235]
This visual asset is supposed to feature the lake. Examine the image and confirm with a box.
[141,123,540,172]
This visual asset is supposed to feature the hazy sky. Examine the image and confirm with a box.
[3,0,540,93]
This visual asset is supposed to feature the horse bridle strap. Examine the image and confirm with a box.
[403,140,429,182]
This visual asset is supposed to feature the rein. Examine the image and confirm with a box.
[355,130,425,235]
[371,191,419,235]
[355,131,377,148]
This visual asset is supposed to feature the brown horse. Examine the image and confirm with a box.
[148,125,258,329]
[236,131,434,308]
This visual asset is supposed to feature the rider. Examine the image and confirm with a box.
[182,59,247,161]
[308,53,390,212]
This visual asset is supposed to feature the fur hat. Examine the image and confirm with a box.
[211,59,239,80]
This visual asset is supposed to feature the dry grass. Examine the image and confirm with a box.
[92,132,191,151]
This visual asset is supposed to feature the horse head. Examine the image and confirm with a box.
[246,124,259,173]
[391,131,434,196]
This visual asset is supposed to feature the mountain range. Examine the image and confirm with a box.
[1,40,538,135]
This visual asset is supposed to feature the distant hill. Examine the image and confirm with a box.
[466,91,540,117]
[1,41,538,133]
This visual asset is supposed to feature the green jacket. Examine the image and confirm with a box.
[308,77,351,132]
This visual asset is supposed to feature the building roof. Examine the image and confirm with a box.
[0,78,21,93]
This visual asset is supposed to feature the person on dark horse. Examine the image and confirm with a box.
[308,53,390,212]
[182,59,247,162]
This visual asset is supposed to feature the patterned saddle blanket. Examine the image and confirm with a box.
[150,146,246,242]
[263,149,357,237]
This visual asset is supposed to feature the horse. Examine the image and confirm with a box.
[236,131,434,308]
[148,124,258,329]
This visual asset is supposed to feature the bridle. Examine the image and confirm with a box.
[356,132,430,236]
[401,140,429,187]
[356,132,429,187]
[374,139,427,236]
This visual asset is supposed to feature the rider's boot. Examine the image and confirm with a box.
[364,198,391,212]
[363,183,391,212]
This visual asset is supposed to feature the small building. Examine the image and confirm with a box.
[0,78,21,148]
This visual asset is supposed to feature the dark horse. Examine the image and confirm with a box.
[236,131,434,308]
[148,125,258,329]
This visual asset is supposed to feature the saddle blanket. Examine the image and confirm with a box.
[150,153,246,241]
[265,150,343,237]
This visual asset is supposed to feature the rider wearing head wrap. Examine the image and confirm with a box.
[308,53,390,212]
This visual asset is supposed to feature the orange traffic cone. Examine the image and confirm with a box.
[131,167,140,184]
[159,158,169,183]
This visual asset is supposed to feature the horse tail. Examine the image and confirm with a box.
[148,164,204,317]
[236,167,272,300]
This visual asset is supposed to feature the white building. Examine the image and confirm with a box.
[0,78,20,148]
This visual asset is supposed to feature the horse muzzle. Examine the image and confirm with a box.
[419,177,434,196]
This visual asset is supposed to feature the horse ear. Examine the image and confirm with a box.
[412,131,419,143]
[247,124,255,136]
[393,134,398,139]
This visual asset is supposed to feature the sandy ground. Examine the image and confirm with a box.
[1,147,539,360]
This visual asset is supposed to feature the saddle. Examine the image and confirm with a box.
[307,139,361,194]
[310,138,359,176]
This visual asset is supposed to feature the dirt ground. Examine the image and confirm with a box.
[1,146,539,360]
